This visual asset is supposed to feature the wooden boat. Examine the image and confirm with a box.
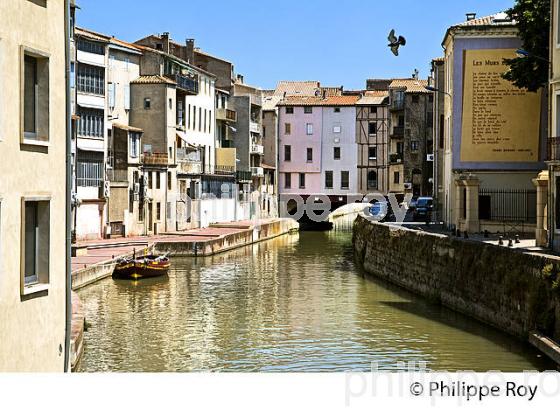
[112,253,170,280]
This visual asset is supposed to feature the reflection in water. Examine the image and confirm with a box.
[78,216,554,372]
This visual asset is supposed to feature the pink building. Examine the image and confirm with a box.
[278,95,359,196]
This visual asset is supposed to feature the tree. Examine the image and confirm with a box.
[502,0,550,92]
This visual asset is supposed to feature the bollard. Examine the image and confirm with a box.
[508,238,513,247]
[484,230,489,238]
[456,229,461,238]
[498,236,504,246]
[464,231,469,239]
[515,235,520,244]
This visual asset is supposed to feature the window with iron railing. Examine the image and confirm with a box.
[77,64,105,95]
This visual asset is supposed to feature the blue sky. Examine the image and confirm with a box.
[76,0,514,90]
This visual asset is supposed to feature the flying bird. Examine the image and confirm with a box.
[388,29,406,56]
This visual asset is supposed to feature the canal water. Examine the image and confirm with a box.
[78,217,555,372]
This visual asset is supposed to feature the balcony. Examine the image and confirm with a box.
[389,153,403,164]
[548,137,560,161]
[251,166,264,177]
[236,170,252,183]
[216,108,237,123]
[250,122,261,134]
[177,147,202,174]
[390,126,404,138]
[390,99,404,111]
[250,144,264,155]
[173,74,199,95]
[142,152,169,166]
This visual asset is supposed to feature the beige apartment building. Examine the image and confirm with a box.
[0,0,68,371]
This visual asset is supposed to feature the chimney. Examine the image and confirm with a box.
[162,32,170,54]
[186,38,195,63]
[236,74,244,84]
[466,13,476,21]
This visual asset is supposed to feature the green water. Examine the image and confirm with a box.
[78,219,555,372]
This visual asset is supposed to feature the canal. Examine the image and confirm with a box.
[78,218,555,372]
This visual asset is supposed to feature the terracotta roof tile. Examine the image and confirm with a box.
[389,79,430,93]
[75,27,111,43]
[274,81,321,96]
[455,12,513,27]
[278,95,360,106]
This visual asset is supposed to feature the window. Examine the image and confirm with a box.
[341,171,349,190]
[157,172,161,190]
[124,85,130,110]
[77,108,103,139]
[411,140,419,151]
[144,98,151,110]
[333,125,341,133]
[284,145,291,162]
[130,133,141,158]
[367,171,378,190]
[334,147,341,160]
[334,107,341,113]
[299,173,306,189]
[304,106,313,114]
[22,199,50,291]
[428,94,434,103]
[397,141,404,155]
[286,107,294,114]
[23,52,49,142]
[77,39,104,55]
[368,122,377,135]
[148,172,153,189]
[167,171,172,190]
[285,173,291,189]
[77,64,104,95]
[177,101,184,126]
[156,202,161,221]
[307,148,313,162]
[370,106,377,115]
[169,98,173,110]
[368,147,377,160]
[108,83,116,109]
[193,105,197,129]
[306,123,313,135]
[77,151,103,187]
[325,171,333,189]
[199,107,202,132]
[412,95,420,104]
[285,123,291,135]
[188,104,192,129]
[394,171,400,184]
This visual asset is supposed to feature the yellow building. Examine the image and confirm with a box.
[0,0,69,371]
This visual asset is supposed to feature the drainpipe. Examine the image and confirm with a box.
[64,0,72,373]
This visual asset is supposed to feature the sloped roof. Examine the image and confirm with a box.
[131,75,176,85]
[389,79,430,93]
[262,95,283,111]
[357,90,389,105]
[274,81,321,96]
[75,27,111,43]
[454,12,513,27]
[278,95,360,107]
[113,123,143,133]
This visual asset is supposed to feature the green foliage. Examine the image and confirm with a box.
[502,0,550,92]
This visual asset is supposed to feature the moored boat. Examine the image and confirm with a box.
[112,253,170,280]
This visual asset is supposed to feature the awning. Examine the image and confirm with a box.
[77,101,104,110]
[176,131,199,149]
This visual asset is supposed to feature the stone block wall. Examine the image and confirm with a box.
[353,216,560,343]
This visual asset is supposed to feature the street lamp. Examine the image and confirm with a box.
[515,48,550,63]
[424,85,452,97]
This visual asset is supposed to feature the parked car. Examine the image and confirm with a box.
[368,198,395,222]
[413,197,434,222]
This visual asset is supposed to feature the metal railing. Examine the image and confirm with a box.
[250,144,264,155]
[390,99,404,110]
[389,153,403,164]
[478,189,536,223]
[174,74,199,94]
[548,137,560,161]
[236,170,252,182]
[390,126,404,138]
[216,108,237,123]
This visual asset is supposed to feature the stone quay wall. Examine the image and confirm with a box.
[353,216,560,345]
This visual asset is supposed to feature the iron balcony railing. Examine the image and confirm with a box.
[390,99,404,111]
[389,153,403,164]
[174,74,199,94]
[548,137,560,161]
[236,170,252,182]
[390,126,404,138]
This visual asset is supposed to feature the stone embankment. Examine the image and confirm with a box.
[353,215,560,365]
